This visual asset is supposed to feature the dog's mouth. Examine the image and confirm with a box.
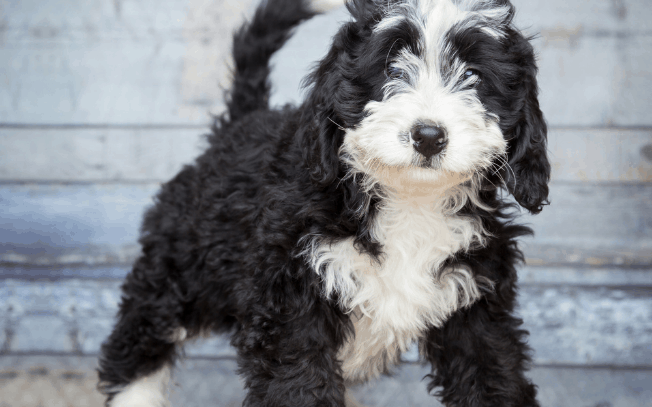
[413,154,443,170]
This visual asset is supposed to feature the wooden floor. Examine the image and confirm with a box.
[1,355,651,407]
[0,0,651,406]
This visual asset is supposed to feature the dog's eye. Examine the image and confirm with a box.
[464,69,478,79]
[463,69,481,86]
[386,66,406,80]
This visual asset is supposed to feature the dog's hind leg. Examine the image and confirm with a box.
[97,255,187,407]
[102,364,172,407]
[97,164,243,406]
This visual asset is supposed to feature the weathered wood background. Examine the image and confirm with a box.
[0,0,651,405]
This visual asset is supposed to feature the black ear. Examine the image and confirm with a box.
[503,33,551,214]
[297,1,387,187]
[299,18,369,187]
[297,102,345,187]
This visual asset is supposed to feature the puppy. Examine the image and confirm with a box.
[98,0,550,406]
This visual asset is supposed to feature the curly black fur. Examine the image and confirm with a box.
[98,0,549,406]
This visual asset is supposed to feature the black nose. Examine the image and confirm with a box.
[411,123,448,159]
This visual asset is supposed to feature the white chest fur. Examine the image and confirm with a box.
[306,193,488,383]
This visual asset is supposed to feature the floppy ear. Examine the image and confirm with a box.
[298,33,348,187]
[297,0,384,187]
[299,18,368,187]
[297,102,345,187]
[503,33,551,214]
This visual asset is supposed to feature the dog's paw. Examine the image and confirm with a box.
[107,367,171,407]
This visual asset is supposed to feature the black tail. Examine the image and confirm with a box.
[226,0,325,121]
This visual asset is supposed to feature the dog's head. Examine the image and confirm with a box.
[301,0,550,214]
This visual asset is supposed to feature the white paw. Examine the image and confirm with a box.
[108,367,171,407]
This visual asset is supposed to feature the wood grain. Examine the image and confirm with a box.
[1,183,650,266]
[513,0,652,32]
[534,35,652,127]
[1,1,651,126]
[3,356,651,407]
[547,128,652,182]
[0,128,208,181]
[522,183,652,254]
[2,278,650,366]
[522,284,652,366]
[0,0,256,125]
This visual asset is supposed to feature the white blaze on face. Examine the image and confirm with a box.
[342,0,510,187]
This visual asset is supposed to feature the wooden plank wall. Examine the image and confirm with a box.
[0,0,651,370]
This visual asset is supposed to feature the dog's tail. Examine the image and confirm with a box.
[225,0,344,121]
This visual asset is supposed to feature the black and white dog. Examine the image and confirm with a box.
[98,0,549,406]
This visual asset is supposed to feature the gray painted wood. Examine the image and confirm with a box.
[1,1,651,126]
[513,0,652,33]
[522,244,652,268]
[533,34,652,127]
[547,128,652,183]
[521,284,652,366]
[2,356,651,407]
[518,266,652,287]
[2,128,650,182]
[0,0,256,125]
[2,183,649,267]
[523,183,652,258]
[1,277,651,365]
[2,0,648,43]
[0,184,158,266]
[0,128,208,182]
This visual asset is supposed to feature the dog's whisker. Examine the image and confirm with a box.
[493,154,517,188]
[385,38,401,75]
[327,116,346,131]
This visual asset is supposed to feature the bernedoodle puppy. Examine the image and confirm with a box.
[98,0,550,406]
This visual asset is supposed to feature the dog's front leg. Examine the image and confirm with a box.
[233,299,348,407]
[421,300,539,407]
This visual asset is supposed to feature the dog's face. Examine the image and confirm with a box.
[303,0,550,213]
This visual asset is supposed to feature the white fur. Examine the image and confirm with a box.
[108,366,171,407]
[305,184,492,382]
[170,327,187,342]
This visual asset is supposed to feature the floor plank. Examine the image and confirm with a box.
[1,355,651,407]
[2,183,650,267]
[0,128,208,182]
[2,277,650,366]
[513,0,652,32]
